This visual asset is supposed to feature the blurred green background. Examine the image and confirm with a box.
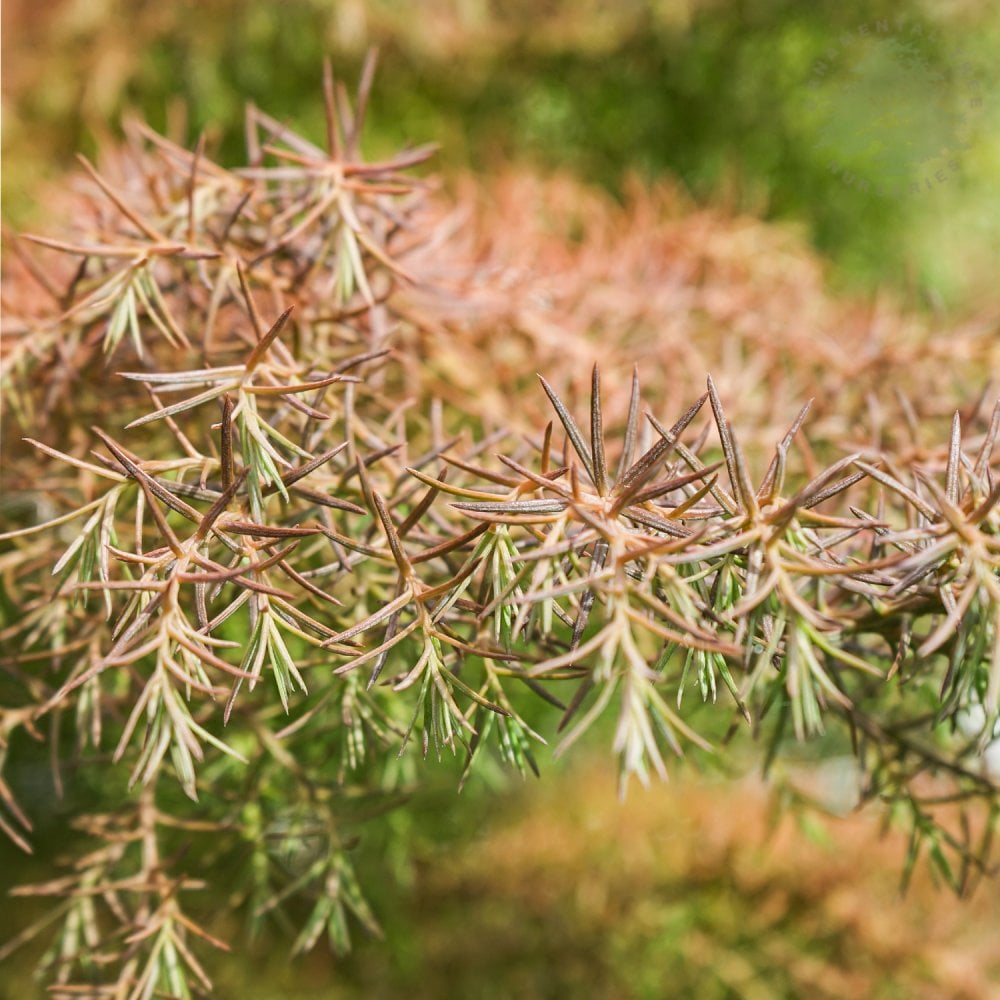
[3,0,998,312]
[3,741,998,999]
[3,1,999,996]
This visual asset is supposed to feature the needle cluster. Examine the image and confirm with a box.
[1,61,998,996]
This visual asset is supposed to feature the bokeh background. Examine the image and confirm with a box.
[3,1,999,996]
[4,0,999,311]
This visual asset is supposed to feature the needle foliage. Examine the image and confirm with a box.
[1,62,998,997]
